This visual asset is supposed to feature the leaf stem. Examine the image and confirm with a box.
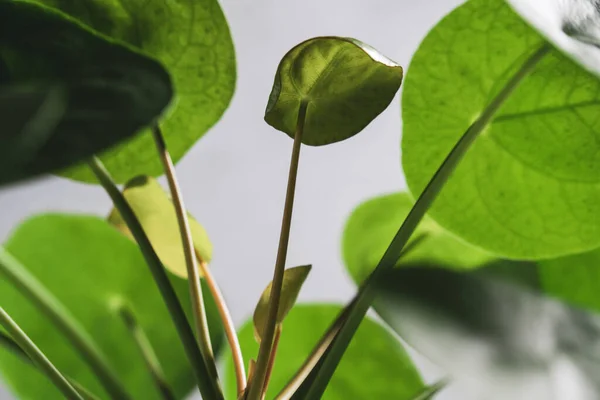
[150,125,220,387]
[0,247,130,400]
[299,43,551,400]
[261,324,282,400]
[87,157,222,400]
[410,379,449,400]
[0,307,84,400]
[247,101,308,400]
[0,331,101,400]
[117,304,175,400]
[195,250,247,396]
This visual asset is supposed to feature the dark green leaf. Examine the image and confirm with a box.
[107,175,212,279]
[342,192,492,283]
[34,0,236,183]
[0,214,223,400]
[374,264,600,400]
[252,265,311,342]
[223,304,424,400]
[265,36,402,145]
[402,0,600,259]
[0,1,173,186]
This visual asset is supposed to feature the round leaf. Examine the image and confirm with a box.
[107,175,212,279]
[223,304,424,400]
[34,0,236,183]
[252,265,311,342]
[0,1,173,186]
[0,214,223,400]
[374,264,600,400]
[265,36,403,145]
[402,0,600,259]
[343,192,493,283]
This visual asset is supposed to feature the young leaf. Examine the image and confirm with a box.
[265,36,402,145]
[223,304,424,400]
[0,214,224,400]
[373,264,600,400]
[33,0,236,183]
[402,0,600,259]
[343,192,492,283]
[253,265,311,342]
[107,175,212,279]
[0,1,173,186]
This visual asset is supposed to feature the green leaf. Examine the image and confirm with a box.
[402,0,600,259]
[373,264,600,400]
[223,304,424,400]
[0,1,173,186]
[33,0,236,183]
[265,36,403,145]
[252,265,311,342]
[0,214,223,400]
[107,175,212,279]
[343,192,493,283]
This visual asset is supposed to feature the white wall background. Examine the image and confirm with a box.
[0,0,468,398]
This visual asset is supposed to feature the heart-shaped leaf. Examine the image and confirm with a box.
[107,175,212,279]
[265,36,403,145]
[0,1,174,187]
[32,0,236,183]
[253,265,311,342]
[0,214,223,400]
[343,192,493,284]
[374,264,600,400]
[402,0,600,259]
[223,304,424,400]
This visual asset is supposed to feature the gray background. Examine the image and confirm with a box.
[0,0,466,398]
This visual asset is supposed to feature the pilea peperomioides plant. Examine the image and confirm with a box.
[4,0,600,399]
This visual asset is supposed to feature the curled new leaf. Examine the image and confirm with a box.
[253,265,311,342]
[0,1,173,186]
[265,36,403,145]
[374,264,600,400]
[107,176,212,279]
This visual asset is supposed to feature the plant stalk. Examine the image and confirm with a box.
[196,251,247,396]
[0,331,101,400]
[117,305,176,400]
[0,307,84,400]
[246,101,308,400]
[299,43,551,400]
[150,126,220,385]
[0,247,130,400]
[410,379,449,400]
[88,157,222,400]
[261,324,282,400]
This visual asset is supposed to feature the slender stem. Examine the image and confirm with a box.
[0,332,101,400]
[247,101,308,400]
[299,44,551,400]
[150,126,220,386]
[261,324,282,400]
[117,305,176,400]
[88,157,222,400]
[195,250,246,395]
[0,307,84,400]
[276,233,427,400]
[0,247,130,400]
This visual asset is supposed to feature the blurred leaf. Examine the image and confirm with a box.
[0,1,173,186]
[223,304,424,400]
[265,36,402,145]
[402,0,600,259]
[343,192,493,283]
[252,265,311,342]
[0,214,223,400]
[107,175,212,279]
[374,264,600,400]
[34,0,236,183]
